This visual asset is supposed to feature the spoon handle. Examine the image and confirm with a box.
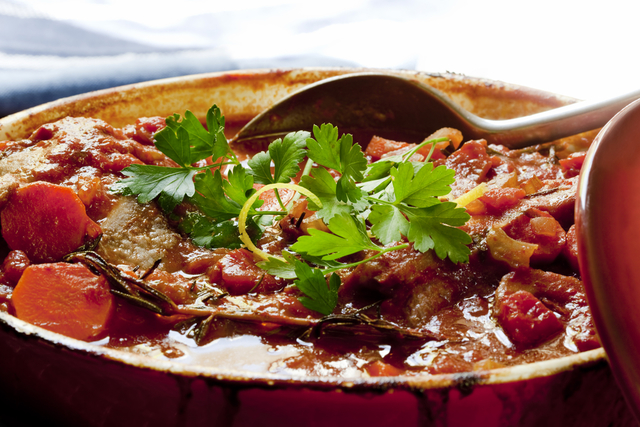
[470,88,640,148]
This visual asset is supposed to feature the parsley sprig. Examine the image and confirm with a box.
[112,106,471,317]
[112,105,242,213]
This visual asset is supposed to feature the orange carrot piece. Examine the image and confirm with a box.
[365,360,404,377]
[12,263,114,341]
[1,182,102,262]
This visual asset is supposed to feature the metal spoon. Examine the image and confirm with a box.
[232,72,640,149]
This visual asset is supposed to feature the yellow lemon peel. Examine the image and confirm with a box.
[239,184,322,261]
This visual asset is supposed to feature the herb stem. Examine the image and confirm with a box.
[286,158,315,211]
[192,161,238,172]
[274,190,287,211]
[322,243,409,274]
[403,137,449,162]
[254,210,288,216]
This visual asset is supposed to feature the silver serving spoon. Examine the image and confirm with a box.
[232,72,640,149]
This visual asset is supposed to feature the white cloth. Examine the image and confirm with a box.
[2,0,640,117]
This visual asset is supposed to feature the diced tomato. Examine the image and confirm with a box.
[212,249,284,295]
[143,269,197,306]
[496,290,563,347]
[1,250,30,287]
[182,249,228,275]
[123,116,167,145]
[254,184,296,212]
[30,125,55,141]
[479,187,526,214]
[445,140,493,183]
[365,135,449,162]
[563,224,580,271]
[502,209,566,265]
[364,136,412,161]
[559,152,586,178]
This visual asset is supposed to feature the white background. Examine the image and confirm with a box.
[2,0,640,101]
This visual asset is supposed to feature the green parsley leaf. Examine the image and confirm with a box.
[293,260,340,315]
[223,166,258,207]
[390,162,455,207]
[364,160,395,182]
[299,168,353,221]
[112,104,239,214]
[205,105,233,162]
[180,213,239,249]
[190,169,255,220]
[155,124,192,167]
[162,105,232,164]
[290,213,380,260]
[338,133,367,183]
[112,164,197,213]
[365,159,471,262]
[257,251,300,279]
[403,203,472,263]
[306,124,367,203]
[368,204,409,245]
[248,131,308,185]
[358,175,392,193]
[306,124,341,170]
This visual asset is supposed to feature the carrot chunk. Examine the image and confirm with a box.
[12,263,114,341]
[365,360,403,377]
[1,182,102,262]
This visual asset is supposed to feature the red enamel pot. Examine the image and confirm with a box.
[0,68,635,427]
[577,97,640,423]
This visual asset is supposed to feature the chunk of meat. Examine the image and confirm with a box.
[97,197,180,270]
[340,247,493,328]
[446,140,494,197]
[30,117,174,176]
[487,143,566,181]
[143,269,198,305]
[519,177,578,227]
[340,247,437,300]
[463,177,578,239]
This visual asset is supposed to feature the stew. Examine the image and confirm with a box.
[0,105,597,378]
